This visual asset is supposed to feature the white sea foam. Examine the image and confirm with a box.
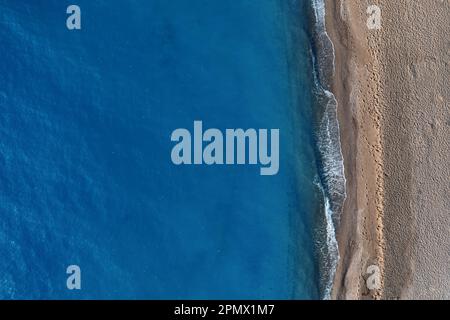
[310,0,347,300]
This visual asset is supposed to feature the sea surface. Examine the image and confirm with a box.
[0,0,345,299]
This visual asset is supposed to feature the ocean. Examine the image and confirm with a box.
[0,0,345,299]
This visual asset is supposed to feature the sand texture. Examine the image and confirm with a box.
[326,0,450,299]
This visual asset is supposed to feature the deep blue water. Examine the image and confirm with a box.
[0,0,332,299]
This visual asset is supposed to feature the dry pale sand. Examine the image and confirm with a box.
[326,0,450,299]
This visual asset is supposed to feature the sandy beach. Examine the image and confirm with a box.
[326,0,450,299]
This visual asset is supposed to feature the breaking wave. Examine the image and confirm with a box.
[310,0,347,300]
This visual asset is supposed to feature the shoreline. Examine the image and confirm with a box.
[310,0,347,300]
[325,0,450,299]
[325,0,386,299]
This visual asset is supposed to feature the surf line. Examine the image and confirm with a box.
[170,121,279,176]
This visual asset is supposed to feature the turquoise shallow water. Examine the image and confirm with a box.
[0,0,344,299]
